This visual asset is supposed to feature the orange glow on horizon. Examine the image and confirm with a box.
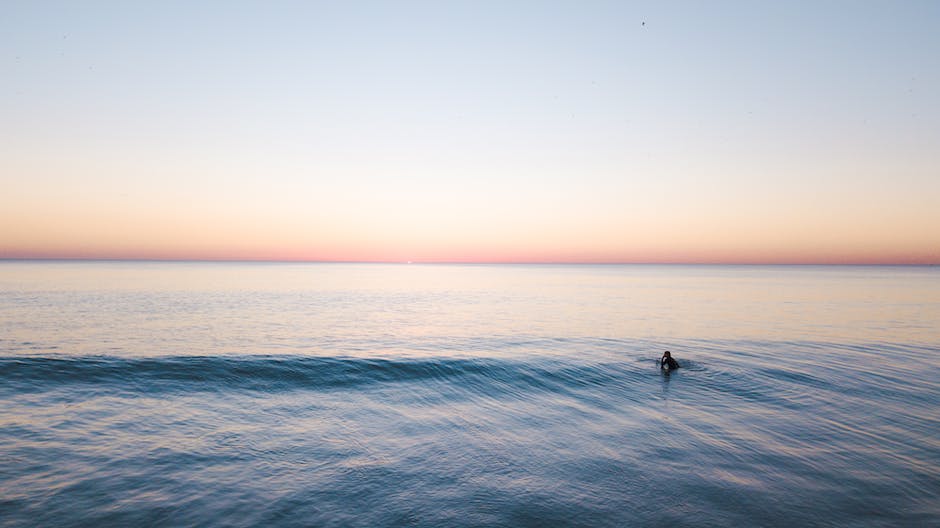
[2,244,936,266]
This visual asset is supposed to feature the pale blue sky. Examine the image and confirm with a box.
[2,1,939,262]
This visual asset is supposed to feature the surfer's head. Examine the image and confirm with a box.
[663,351,671,357]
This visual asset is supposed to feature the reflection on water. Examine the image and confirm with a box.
[2,262,938,358]
[1,262,938,527]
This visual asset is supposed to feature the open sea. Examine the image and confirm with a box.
[1,261,938,527]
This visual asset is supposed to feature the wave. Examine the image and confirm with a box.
[0,355,643,396]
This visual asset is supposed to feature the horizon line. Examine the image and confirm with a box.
[1,257,936,267]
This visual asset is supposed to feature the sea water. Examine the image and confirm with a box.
[1,262,938,527]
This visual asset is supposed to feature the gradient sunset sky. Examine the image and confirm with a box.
[2,1,938,264]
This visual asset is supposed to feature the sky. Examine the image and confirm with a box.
[2,1,938,264]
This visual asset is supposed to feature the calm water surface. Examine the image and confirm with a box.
[1,262,938,527]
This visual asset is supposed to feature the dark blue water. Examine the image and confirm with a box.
[1,263,939,527]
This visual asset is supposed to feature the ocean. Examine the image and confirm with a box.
[1,261,938,527]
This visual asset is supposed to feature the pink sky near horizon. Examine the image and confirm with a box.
[3,212,937,265]
[2,151,938,264]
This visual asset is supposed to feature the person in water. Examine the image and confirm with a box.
[661,351,680,370]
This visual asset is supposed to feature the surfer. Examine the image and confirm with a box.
[661,351,680,371]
